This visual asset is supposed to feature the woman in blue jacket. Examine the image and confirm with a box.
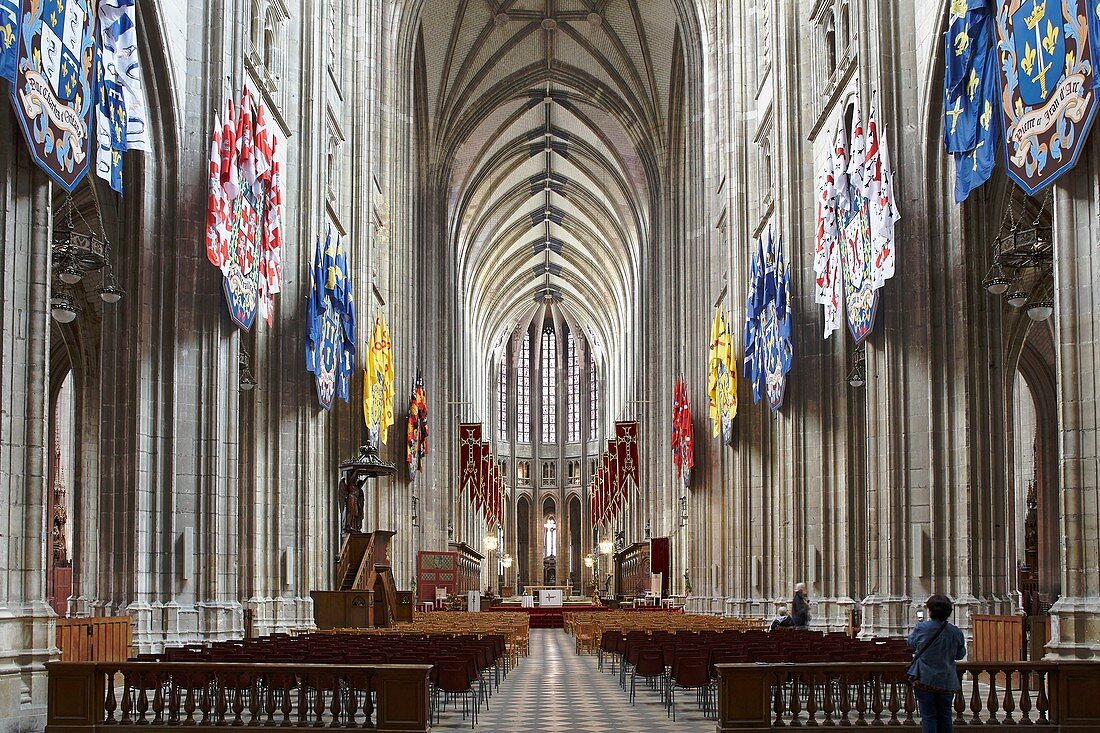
[907,594,967,732]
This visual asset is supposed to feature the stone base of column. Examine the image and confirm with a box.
[245,596,316,636]
[858,594,918,639]
[1047,596,1100,660]
[0,601,57,733]
[812,595,858,633]
[127,600,244,653]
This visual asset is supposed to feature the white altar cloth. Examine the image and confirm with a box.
[520,595,535,608]
[538,589,564,607]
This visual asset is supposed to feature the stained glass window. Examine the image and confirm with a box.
[567,332,580,442]
[588,359,598,437]
[541,327,557,443]
[517,331,531,443]
[498,358,508,437]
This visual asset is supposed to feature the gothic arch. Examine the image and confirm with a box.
[908,0,1014,614]
[66,0,185,617]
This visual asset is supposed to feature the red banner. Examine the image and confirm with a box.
[458,423,482,496]
[615,421,640,487]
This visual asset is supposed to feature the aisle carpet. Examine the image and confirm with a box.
[434,628,713,732]
[484,604,607,628]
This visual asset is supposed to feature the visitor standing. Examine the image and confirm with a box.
[792,582,811,629]
[907,594,966,733]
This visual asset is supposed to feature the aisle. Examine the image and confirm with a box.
[434,628,713,732]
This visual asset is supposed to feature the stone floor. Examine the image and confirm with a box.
[434,628,714,732]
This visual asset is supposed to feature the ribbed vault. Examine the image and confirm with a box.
[416,0,683,420]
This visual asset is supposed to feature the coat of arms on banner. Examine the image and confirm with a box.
[996,0,1098,194]
[9,0,96,191]
[313,306,341,408]
[760,301,787,411]
[840,192,879,343]
[223,184,262,329]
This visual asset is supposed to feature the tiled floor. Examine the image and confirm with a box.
[434,629,714,732]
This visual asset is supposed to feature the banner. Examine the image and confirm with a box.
[671,378,694,488]
[995,0,1097,194]
[94,0,149,193]
[477,441,491,512]
[614,421,640,488]
[605,440,620,516]
[10,0,96,191]
[813,132,844,339]
[405,369,429,480]
[865,96,900,289]
[364,313,395,442]
[305,230,356,410]
[458,423,482,497]
[707,308,737,442]
[745,230,794,408]
[760,231,794,411]
[205,89,284,330]
[743,237,765,400]
[0,0,17,83]
[839,189,879,344]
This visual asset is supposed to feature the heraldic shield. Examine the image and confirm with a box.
[997,0,1098,194]
[223,184,263,330]
[313,306,342,410]
[840,191,879,344]
[10,0,96,191]
[1012,0,1065,106]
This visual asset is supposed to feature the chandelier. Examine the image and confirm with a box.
[50,193,125,321]
[981,190,1054,322]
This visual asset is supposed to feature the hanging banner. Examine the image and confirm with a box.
[614,421,640,488]
[0,0,19,83]
[405,370,429,480]
[458,423,482,497]
[706,309,737,442]
[305,230,356,411]
[223,180,263,329]
[10,0,96,191]
[760,231,794,411]
[996,0,1098,194]
[840,192,879,344]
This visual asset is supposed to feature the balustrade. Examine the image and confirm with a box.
[716,661,1100,731]
[45,661,432,733]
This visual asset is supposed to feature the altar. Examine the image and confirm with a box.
[522,584,573,597]
[537,589,563,607]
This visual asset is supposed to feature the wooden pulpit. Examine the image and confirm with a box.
[313,530,404,630]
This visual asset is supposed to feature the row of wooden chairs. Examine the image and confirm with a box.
[133,631,511,729]
[599,628,910,722]
[328,612,530,665]
[565,611,768,655]
[149,631,510,729]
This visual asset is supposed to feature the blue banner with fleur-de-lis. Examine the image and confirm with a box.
[995,0,1098,195]
[9,0,96,191]
[305,228,357,410]
[0,0,18,83]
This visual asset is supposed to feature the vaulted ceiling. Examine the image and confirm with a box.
[416,0,683,374]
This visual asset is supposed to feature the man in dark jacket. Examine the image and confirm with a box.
[770,605,795,632]
[792,582,811,629]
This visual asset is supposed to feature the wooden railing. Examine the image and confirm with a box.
[715,661,1100,731]
[45,661,432,733]
[56,617,132,663]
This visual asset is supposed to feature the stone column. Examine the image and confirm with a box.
[0,111,57,732]
[1048,140,1100,660]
